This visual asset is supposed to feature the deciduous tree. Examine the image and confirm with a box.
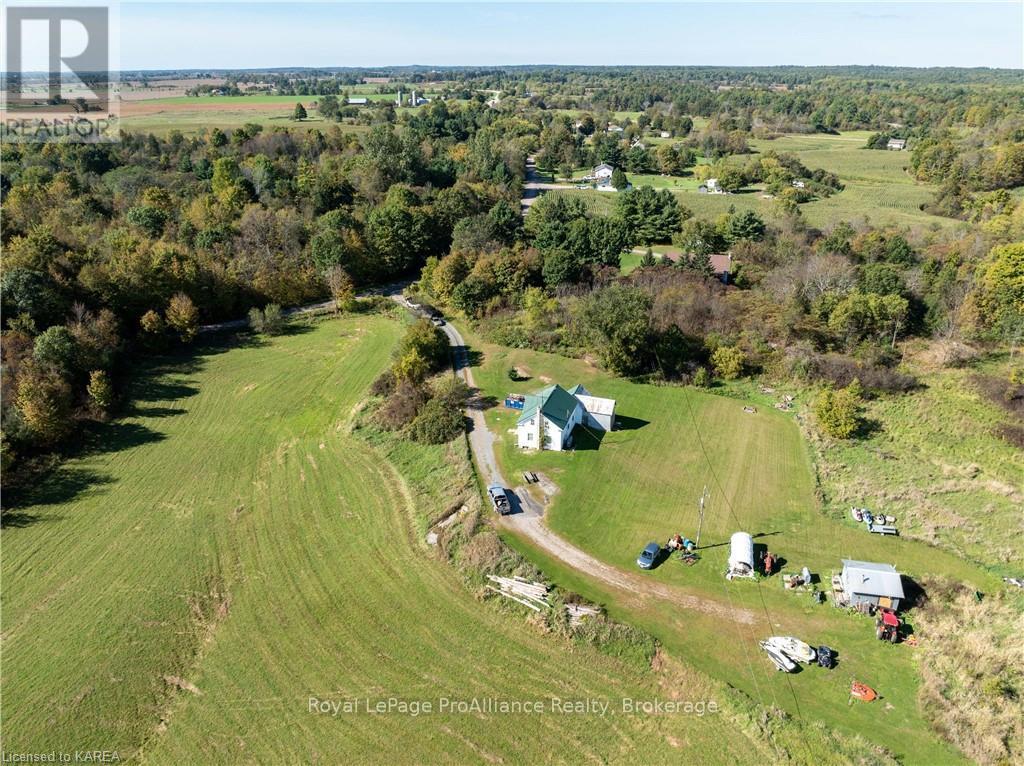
[166,293,199,343]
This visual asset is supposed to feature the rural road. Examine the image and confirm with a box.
[431,308,755,625]
[521,156,576,214]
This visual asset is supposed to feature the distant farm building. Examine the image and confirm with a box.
[606,124,624,133]
[516,384,616,451]
[886,138,907,151]
[839,560,905,611]
[346,97,368,105]
[791,179,806,189]
[659,130,671,138]
[698,178,725,194]
[395,90,429,107]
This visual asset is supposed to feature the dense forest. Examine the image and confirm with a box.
[2,66,1022,492]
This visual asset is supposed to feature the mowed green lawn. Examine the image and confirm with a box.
[467,334,999,764]
[3,317,771,763]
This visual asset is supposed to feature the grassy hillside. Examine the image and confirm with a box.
[466,332,1001,764]
[3,316,781,763]
[808,355,1024,573]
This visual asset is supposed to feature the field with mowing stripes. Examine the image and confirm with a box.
[4,316,782,763]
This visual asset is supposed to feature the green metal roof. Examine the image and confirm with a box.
[516,384,581,429]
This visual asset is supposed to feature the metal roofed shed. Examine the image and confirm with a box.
[839,560,906,611]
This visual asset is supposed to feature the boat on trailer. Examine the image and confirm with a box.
[764,635,816,663]
[759,641,798,672]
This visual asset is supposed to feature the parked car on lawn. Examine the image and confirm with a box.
[637,542,661,570]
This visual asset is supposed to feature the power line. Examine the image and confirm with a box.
[678,377,803,720]
[652,351,774,713]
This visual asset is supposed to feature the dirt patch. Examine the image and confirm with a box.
[162,675,202,696]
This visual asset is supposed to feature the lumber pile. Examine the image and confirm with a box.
[486,575,550,611]
[486,576,601,625]
[566,603,601,625]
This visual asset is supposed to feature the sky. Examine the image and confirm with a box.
[115,2,1023,70]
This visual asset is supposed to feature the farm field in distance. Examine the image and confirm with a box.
[554,130,951,230]
[117,91,444,135]
[2,316,781,763]
[466,331,1002,764]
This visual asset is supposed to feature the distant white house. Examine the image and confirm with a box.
[606,124,624,133]
[593,163,615,181]
[346,97,368,105]
[516,384,616,452]
[887,138,907,151]
[630,137,646,149]
[792,179,806,189]
[699,178,725,194]
[659,130,671,138]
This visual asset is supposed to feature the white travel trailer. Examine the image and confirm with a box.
[726,531,755,580]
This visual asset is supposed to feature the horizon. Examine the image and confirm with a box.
[107,2,1022,71]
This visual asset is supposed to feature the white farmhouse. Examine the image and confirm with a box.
[516,384,616,451]
[593,163,615,181]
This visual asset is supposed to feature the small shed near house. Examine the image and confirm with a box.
[840,560,905,611]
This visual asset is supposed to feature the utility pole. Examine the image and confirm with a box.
[695,485,709,548]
